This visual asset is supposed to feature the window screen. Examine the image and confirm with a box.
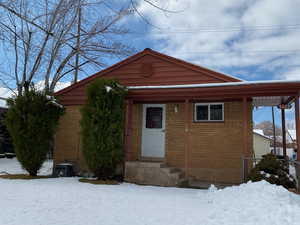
[196,105,208,121]
[210,104,223,120]
[194,103,223,121]
[146,107,163,128]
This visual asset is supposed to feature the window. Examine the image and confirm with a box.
[194,103,224,122]
[146,107,163,128]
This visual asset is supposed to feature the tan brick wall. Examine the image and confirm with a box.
[54,104,143,174]
[189,101,252,184]
[54,106,88,173]
[130,101,253,184]
[55,102,253,183]
[131,104,142,160]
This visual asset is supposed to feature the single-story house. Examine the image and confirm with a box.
[253,129,271,159]
[54,48,300,187]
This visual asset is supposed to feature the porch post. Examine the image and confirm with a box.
[281,108,287,158]
[124,99,133,161]
[243,97,249,156]
[294,96,300,190]
[242,97,249,179]
[184,99,191,177]
[295,96,300,161]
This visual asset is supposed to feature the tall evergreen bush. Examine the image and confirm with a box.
[80,79,127,179]
[5,87,64,176]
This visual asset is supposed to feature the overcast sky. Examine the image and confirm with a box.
[1,0,300,126]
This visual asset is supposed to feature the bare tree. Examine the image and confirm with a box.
[254,121,282,136]
[0,0,134,95]
[0,0,179,95]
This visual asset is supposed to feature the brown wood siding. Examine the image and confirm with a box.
[103,55,224,85]
[58,54,231,105]
[56,49,241,105]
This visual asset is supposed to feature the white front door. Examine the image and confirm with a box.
[141,104,166,158]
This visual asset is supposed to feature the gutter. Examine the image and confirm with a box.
[128,80,300,90]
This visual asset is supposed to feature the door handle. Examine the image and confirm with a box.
[162,129,165,132]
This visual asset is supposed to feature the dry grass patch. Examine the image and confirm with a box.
[0,174,53,180]
[289,188,300,195]
[79,178,119,185]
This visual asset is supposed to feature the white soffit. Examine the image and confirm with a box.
[252,96,291,107]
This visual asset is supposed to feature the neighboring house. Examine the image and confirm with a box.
[0,107,14,157]
[54,48,300,187]
[253,129,271,159]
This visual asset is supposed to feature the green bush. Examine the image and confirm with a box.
[248,154,296,189]
[5,88,64,176]
[80,79,127,180]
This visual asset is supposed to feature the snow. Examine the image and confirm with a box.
[288,129,296,141]
[0,158,53,175]
[1,159,300,225]
[0,87,13,108]
[253,129,264,136]
[105,85,112,92]
[128,79,300,90]
[253,129,271,140]
[0,81,70,108]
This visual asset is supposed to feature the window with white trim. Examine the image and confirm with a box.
[194,103,224,121]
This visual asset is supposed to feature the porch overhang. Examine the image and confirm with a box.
[127,80,300,105]
[124,79,300,180]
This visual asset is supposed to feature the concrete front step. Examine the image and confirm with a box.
[125,161,185,187]
[135,161,164,168]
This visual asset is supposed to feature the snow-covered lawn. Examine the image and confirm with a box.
[0,158,53,175]
[1,159,300,225]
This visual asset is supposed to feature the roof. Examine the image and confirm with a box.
[127,80,300,90]
[253,129,264,136]
[127,81,299,106]
[253,129,272,140]
[55,48,241,97]
[54,48,300,106]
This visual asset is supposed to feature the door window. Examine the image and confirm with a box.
[146,107,163,128]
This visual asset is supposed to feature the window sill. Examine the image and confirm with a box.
[193,120,224,123]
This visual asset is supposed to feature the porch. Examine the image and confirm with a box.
[123,80,300,187]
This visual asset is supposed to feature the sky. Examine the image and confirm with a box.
[131,0,300,81]
[1,0,300,127]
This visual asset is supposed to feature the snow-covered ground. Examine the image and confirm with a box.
[0,158,53,175]
[0,159,300,225]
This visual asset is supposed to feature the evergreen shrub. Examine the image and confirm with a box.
[80,79,127,180]
[5,88,64,176]
[248,154,296,189]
